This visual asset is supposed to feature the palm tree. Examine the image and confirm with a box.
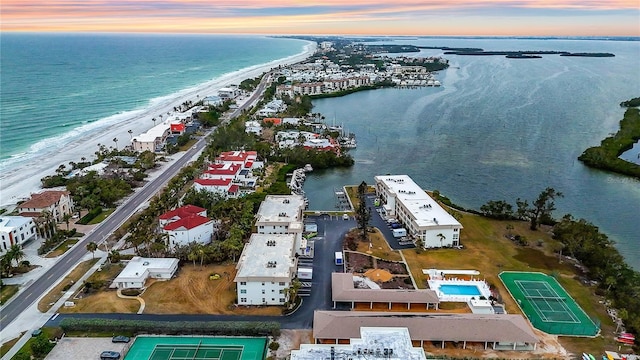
[113,137,118,150]
[437,233,446,247]
[8,244,25,268]
[152,117,157,126]
[86,241,98,259]
[63,213,72,231]
[128,129,133,139]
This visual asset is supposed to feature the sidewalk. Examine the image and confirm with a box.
[1,252,107,360]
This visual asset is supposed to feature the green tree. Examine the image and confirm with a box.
[86,241,98,259]
[517,187,563,230]
[30,334,54,358]
[355,181,371,242]
[7,244,25,268]
[62,213,72,231]
[480,200,514,220]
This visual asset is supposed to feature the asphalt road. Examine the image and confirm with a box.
[1,76,270,331]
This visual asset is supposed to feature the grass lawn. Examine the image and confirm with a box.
[45,238,79,258]
[397,212,617,355]
[88,209,114,224]
[38,258,99,312]
[354,228,402,262]
[178,138,198,151]
[0,283,19,305]
[142,263,282,315]
[59,262,140,314]
[10,327,63,360]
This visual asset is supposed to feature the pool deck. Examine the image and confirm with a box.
[427,279,491,302]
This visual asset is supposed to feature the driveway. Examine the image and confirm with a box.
[364,195,416,250]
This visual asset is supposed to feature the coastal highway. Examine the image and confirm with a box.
[0,75,271,331]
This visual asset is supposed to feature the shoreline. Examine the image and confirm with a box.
[0,40,317,210]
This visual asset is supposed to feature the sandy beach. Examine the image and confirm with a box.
[0,41,316,210]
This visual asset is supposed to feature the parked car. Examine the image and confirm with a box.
[31,329,42,337]
[391,222,401,229]
[100,351,121,360]
[342,214,349,220]
[111,335,130,343]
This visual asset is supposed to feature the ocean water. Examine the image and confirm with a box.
[304,38,640,269]
[0,33,307,166]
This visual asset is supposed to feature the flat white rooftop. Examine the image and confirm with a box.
[375,175,461,228]
[133,122,170,143]
[0,216,33,231]
[255,195,305,223]
[291,327,427,360]
[235,233,295,281]
[115,257,178,279]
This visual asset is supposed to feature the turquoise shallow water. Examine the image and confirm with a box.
[0,33,306,165]
[304,38,640,269]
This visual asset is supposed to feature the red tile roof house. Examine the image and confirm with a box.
[193,178,241,198]
[18,190,74,223]
[159,205,214,248]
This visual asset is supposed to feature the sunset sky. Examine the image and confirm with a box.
[2,0,639,36]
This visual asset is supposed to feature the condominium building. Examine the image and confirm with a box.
[254,195,305,251]
[234,233,297,306]
[374,175,462,248]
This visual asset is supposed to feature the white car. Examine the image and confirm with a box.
[342,214,349,220]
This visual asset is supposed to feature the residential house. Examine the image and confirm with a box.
[245,120,262,136]
[0,216,38,254]
[18,190,74,223]
[112,257,179,289]
[159,205,213,247]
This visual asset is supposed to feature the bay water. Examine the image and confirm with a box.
[304,38,640,269]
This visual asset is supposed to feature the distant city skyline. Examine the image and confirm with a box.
[2,0,639,36]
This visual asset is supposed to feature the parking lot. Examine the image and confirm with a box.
[45,337,129,360]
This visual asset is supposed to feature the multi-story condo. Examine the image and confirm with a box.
[254,194,305,251]
[374,175,462,248]
[234,233,297,306]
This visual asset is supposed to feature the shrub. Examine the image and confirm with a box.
[403,278,412,285]
[268,341,280,351]
[77,207,103,225]
[60,318,281,337]
[30,334,55,358]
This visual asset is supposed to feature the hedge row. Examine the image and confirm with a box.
[77,207,102,225]
[59,318,280,337]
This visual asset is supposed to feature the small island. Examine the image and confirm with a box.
[417,46,615,59]
[578,97,640,179]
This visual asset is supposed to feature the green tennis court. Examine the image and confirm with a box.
[499,271,599,336]
[124,336,268,360]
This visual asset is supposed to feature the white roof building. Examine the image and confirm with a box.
[234,233,297,306]
[245,120,262,135]
[255,195,305,250]
[291,327,427,360]
[112,257,179,289]
[0,216,37,254]
[132,122,170,153]
[374,175,462,248]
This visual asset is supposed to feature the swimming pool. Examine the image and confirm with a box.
[438,284,482,296]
